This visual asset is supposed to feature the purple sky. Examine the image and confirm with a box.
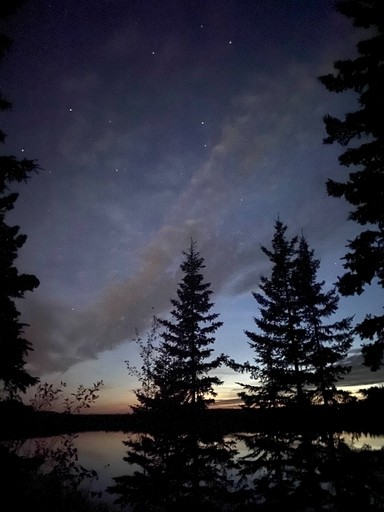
[2,0,383,412]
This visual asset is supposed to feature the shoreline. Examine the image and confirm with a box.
[1,402,383,440]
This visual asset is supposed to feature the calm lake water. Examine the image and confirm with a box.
[18,430,384,510]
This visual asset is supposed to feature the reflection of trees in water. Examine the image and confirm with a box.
[236,430,384,511]
[109,429,384,511]
[108,429,239,511]
[0,434,102,511]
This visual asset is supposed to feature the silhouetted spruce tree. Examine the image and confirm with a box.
[0,2,40,397]
[240,220,307,408]
[318,0,384,370]
[293,236,354,405]
[238,222,354,408]
[157,239,224,410]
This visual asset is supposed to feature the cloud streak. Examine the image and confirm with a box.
[17,56,361,377]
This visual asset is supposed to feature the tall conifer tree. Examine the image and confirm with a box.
[318,0,384,369]
[158,239,224,409]
[238,221,353,408]
[293,236,354,405]
[241,220,305,407]
[1,2,40,397]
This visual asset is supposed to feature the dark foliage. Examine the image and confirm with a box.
[0,0,40,397]
[128,240,224,414]
[293,235,354,405]
[239,219,303,408]
[157,240,224,409]
[318,0,384,369]
[235,220,353,408]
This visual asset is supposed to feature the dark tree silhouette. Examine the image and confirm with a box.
[0,1,40,397]
[236,221,353,408]
[238,220,305,408]
[359,384,384,405]
[318,0,384,370]
[157,239,224,410]
[0,162,40,397]
[294,235,353,405]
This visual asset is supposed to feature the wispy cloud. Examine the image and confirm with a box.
[20,58,361,377]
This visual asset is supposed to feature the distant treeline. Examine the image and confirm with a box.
[2,401,384,440]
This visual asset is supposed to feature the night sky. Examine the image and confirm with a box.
[2,0,383,412]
